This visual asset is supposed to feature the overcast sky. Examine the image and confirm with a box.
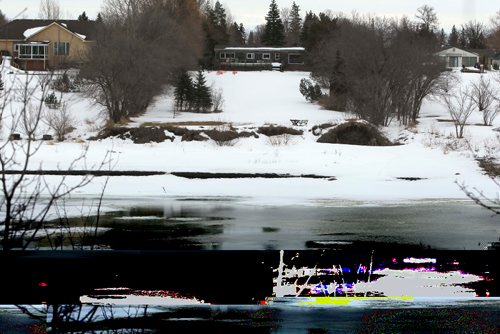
[1,0,497,32]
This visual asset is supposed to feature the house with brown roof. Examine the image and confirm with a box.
[0,20,97,70]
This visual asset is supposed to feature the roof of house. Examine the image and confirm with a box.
[466,48,497,57]
[0,19,97,41]
[436,47,479,57]
[216,46,305,52]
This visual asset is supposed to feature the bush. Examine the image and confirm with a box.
[52,73,71,93]
[299,78,323,102]
[205,124,238,146]
[89,127,173,144]
[44,103,75,141]
[267,133,294,146]
[317,121,393,146]
[52,72,82,93]
[257,125,303,136]
[44,92,60,109]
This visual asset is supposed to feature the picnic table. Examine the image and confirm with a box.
[290,119,308,126]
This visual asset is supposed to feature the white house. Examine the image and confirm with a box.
[436,47,479,68]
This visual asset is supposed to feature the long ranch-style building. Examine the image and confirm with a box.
[214,46,306,71]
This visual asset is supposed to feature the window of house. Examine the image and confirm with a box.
[220,52,226,59]
[288,53,303,64]
[462,56,477,67]
[275,53,280,61]
[18,44,47,59]
[246,53,255,60]
[262,53,271,60]
[448,56,458,67]
[54,42,70,56]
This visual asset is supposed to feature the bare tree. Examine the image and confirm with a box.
[81,0,203,124]
[0,72,109,251]
[44,102,75,141]
[280,7,290,35]
[38,0,61,20]
[469,75,498,126]
[443,87,475,138]
[488,10,500,49]
[310,14,443,126]
[211,87,224,113]
[461,20,487,49]
[415,4,438,35]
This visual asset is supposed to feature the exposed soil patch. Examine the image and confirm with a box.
[89,127,174,144]
[2,170,166,176]
[171,172,336,180]
[317,121,393,146]
[3,170,337,180]
[204,129,258,142]
[311,123,337,136]
[396,177,428,181]
[91,126,258,143]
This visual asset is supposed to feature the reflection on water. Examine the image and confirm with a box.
[40,198,500,250]
[3,302,500,334]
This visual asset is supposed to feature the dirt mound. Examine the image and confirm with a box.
[257,125,303,136]
[91,126,257,144]
[317,121,393,146]
[90,127,174,144]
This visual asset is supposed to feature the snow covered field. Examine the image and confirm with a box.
[1,66,499,205]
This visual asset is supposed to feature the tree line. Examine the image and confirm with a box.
[4,0,500,126]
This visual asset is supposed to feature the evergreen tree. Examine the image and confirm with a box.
[214,1,227,28]
[78,11,89,21]
[0,9,8,26]
[438,28,447,47]
[96,13,103,23]
[300,11,320,51]
[239,23,246,44]
[201,1,229,67]
[229,22,245,45]
[458,28,467,48]
[262,0,285,46]
[192,69,212,112]
[448,25,458,47]
[287,2,302,46]
[174,71,194,112]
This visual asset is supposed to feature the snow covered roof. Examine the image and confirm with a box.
[75,33,87,40]
[23,26,47,39]
[217,46,305,52]
[0,19,97,41]
[436,47,479,57]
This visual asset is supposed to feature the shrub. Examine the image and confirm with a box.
[45,103,75,141]
[257,125,303,136]
[52,73,71,92]
[205,124,239,146]
[299,78,323,102]
[44,92,60,109]
[267,133,294,146]
[317,121,393,146]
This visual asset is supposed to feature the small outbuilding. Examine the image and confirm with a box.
[435,47,479,68]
